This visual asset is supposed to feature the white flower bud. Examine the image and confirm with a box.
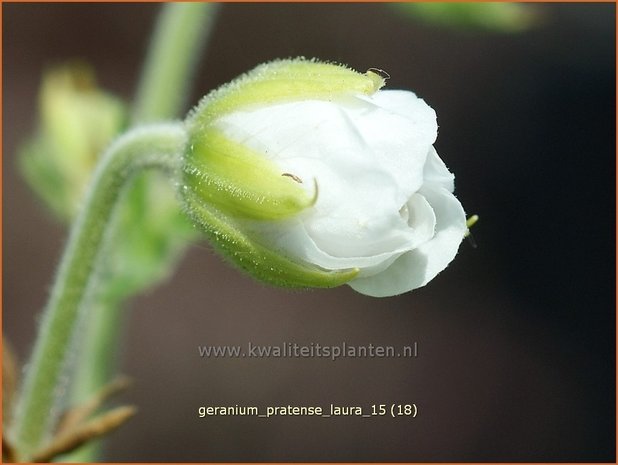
[183,58,466,296]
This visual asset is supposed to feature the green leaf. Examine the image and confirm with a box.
[393,3,537,33]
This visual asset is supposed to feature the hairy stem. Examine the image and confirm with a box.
[11,124,187,460]
[65,5,217,460]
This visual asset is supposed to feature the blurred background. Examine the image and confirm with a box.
[3,3,615,461]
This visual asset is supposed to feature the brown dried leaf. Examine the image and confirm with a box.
[55,375,132,437]
[32,405,136,463]
[3,436,18,463]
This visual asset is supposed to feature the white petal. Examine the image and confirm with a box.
[243,218,407,270]
[405,192,437,245]
[359,90,437,142]
[423,146,455,192]
[349,185,466,297]
[216,93,438,258]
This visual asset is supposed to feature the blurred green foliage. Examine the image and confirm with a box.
[20,64,127,220]
[19,63,196,303]
[393,2,536,33]
[99,171,196,303]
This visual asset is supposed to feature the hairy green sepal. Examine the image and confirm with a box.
[188,58,385,129]
[182,189,358,288]
[185,128,315,220]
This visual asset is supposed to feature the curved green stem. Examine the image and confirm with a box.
[133,2,219,123]
[64,5,217,460]
[11,123,187,460]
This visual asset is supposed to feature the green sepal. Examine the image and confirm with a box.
[187,57,385,129]
[185,127,315,220]
[182,190,358,289]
